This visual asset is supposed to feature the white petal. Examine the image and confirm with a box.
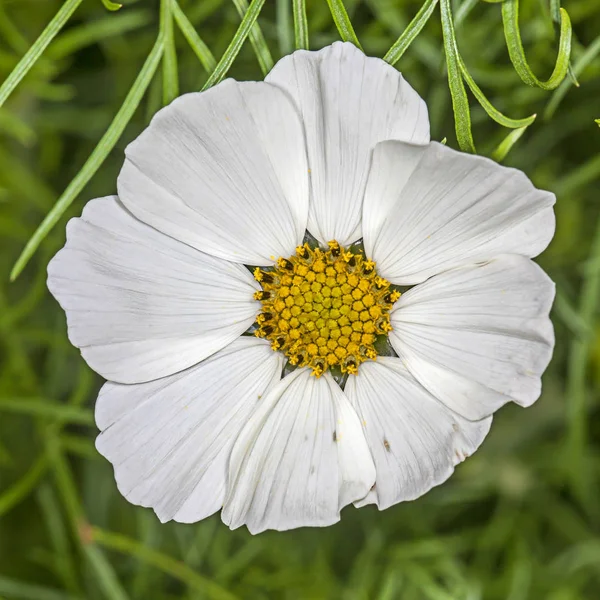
[117,80,309,265]
[266,41,429,246]
[95,337,284,523]
[363,141,556,284]
[222,369,375,533]
[388,255,555,421]
[344,358,491,510]
[47,196,259,384]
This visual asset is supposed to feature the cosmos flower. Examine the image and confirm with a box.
[47,42,555,534]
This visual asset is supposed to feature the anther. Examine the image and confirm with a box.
[253,291,271,301]
[277,258,294,271]
[363,260,375,274]
[328,241,341,257]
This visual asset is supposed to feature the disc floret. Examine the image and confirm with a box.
[253,241,400,377]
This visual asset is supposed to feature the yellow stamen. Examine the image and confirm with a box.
[253,241,400,377]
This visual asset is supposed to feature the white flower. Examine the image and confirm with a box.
[47,42,555,534]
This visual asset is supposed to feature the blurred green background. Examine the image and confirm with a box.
[1,0,600,598]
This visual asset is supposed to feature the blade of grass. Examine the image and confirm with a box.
[292,0,309,49]
[0,0,83,108]
[161,0,179,105]
[458,54,536,128]
[491,125,529,162]
[10,35,163,281]
[501,1,572,90]
[90,526,239,600]
[384,0,438,65]
[440,0,475,153]
[172,0,216,73]
[201,0,266,90]
[326,0,362,49]
[232,0,274,75]
[0,455,48,517]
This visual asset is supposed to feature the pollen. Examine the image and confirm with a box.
[253,241,400,377]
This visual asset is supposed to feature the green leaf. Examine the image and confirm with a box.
[101,0,123,10]
[90,527,239,600]
[545,34,600,119]
[0,576,80,600]
[37,484,81,594]
[10,36,163,281]
[172,0,216,73]
[232,0,274,76]
[384,0,438,65]
[458,54,536,128]
[439,0,475,153]
[491,124,529,162]
[501,1,572,91]
[84,546,131,600]
[0,455,48,517]
[0,0,83,109]
[596,119,600,127]
[276,0,294,55]
[160,0,179,105]
[48,10,152,61]
[202,0,266,90]
[293,0,309,49]
[326,0,362,49]
[0,398,94,425]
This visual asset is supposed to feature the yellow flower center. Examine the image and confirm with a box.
[253,241,400,377]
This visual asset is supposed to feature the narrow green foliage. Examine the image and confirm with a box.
[384,0,438,65]
[501,1,572,90]
[2,3,600,597]
[161,0,179,105]
[326,0,362,49]
[439,0,475,153]
[0,0,83,109]
[276,0,294,55]
[84,545,131,600]
[491,125,529,162]
[37,484,81,594]
[293,0,309,49]
[0,398,93,424]
[173,0,217,73]
[10,36,164,281]
[566,215,600,510]
[458,54,536,128]
[90,527,239,600]
[101,0,123,10]
[201,0,266,90]
[48,10,152,61]
[0,455,48,517]
[232,0,274,75]
[0,576,79,600]
[545,34,600,119]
